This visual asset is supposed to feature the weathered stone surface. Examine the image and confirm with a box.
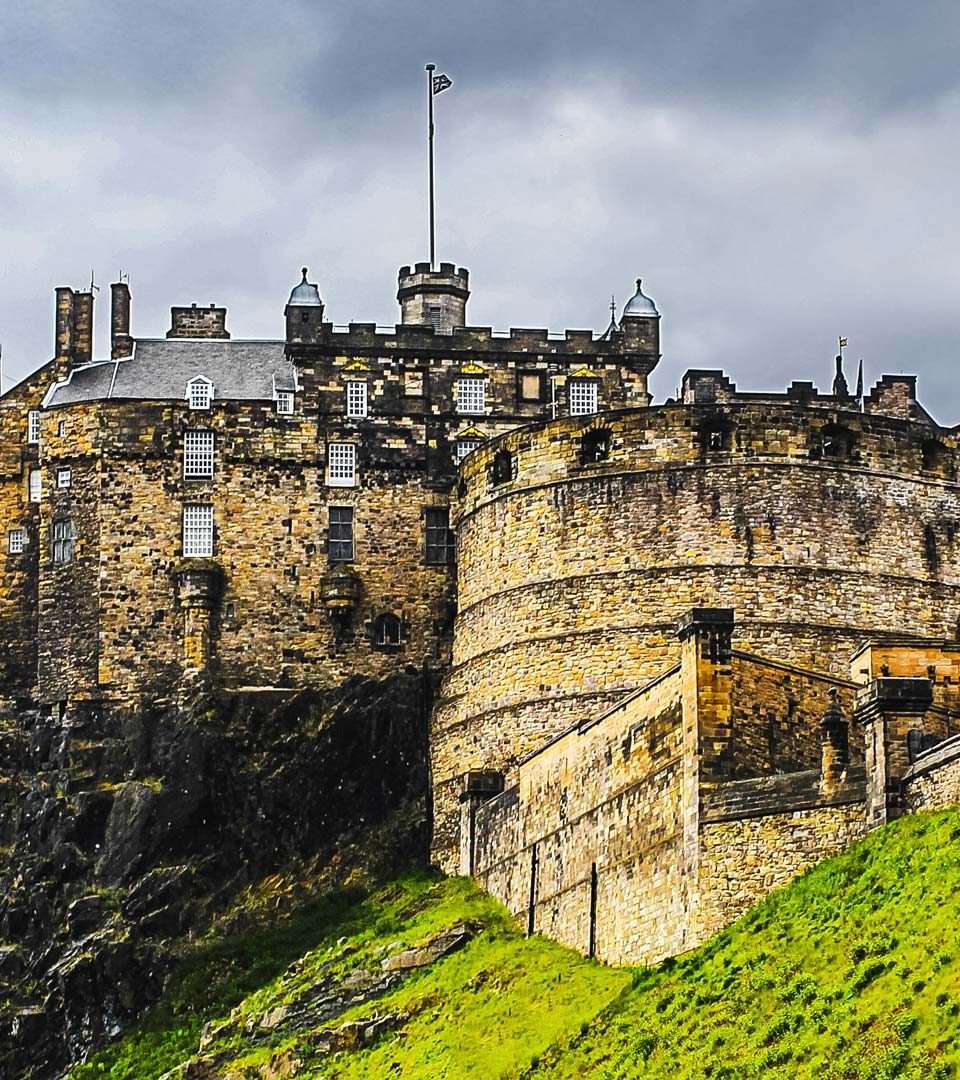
[380,924,474,972]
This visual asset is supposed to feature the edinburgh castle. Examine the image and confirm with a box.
[3,258,960,991]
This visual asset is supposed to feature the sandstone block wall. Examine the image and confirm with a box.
[903,734,960,813]
[474,666,688,965]
[434,402,960,869]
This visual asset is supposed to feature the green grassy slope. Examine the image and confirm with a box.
[70,809,960,1080]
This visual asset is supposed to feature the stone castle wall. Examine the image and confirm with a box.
[433,402,960,869]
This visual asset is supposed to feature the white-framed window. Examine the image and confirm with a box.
[327,443,356,487]
[56,468,72,489]
[456,378,486,415]
[276,391,294,415]
[183,504,214,557]
[27,411,40,444]
[186,377,213,410]
[183,430,215,479]
[456,439,482,463]
[57,420,66,438]
[346,381,368,419]
[569,380,598,416]
[28,469,41,503]
[51,519,77,564]
[8,529,25,554]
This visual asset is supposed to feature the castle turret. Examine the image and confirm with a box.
[285,267,325,344]
[619,278,660,359]
[397,262,469,330]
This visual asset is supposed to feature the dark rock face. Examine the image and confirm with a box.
[0,669,432,1079]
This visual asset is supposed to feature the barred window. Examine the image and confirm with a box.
[186,378,213,410]
[276,391,294,415]
[8,529,25,554]
[56,468,72,489]
[569,380,598,416]
[183,504,214,558]
[427,304,442,329]
[456,439,481,464]
[51,519,77,564]
[425,507,455,565]
[184,430,215,479]
[328,506,354,562]
[327,443,356,487]
[28,411,40,444]
[346,381,368,418]
[28,469,41,503]
[456,378,486,415]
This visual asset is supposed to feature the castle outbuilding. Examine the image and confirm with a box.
[2,263,960,965]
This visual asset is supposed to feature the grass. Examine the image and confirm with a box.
[69,809,960,1079]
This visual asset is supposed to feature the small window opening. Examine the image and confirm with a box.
[276,391,294,415]
[921,439,950,477]
[372,612,403,649]
[28,469,41,503]
[346,381,368,418]
[51,518,77,564]
[328,506,354,562]
[427,304,443,329]
[183,430,215,479]
[700,420,732,453]
[327,443,356,487]
[569,380,598,417]
[819,423,856,461]
[8,528,25,554]
[581,429,611,464]
[182,504,214,558]
[187,378,213,410]
[425,507,455,565]
[56,468,72,489]
[300,311,310,324]
[27,411,40,444]
[492,449,514,486]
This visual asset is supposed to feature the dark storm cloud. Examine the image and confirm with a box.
[2,1,960,418]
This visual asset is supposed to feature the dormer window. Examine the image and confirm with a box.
[186,377,213,410]
[276,391,294,415]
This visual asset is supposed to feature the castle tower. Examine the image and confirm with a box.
[620,277,660,364]
[285,267,325,344]
[397,262,469,330]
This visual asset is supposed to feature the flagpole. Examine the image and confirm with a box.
[426,63,436,270]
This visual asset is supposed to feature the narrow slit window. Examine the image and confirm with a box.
[27,411,40,444]
[427,304,443,329]
[183,504,214,557]
[327,443,356,487]
[183,430,215,479]
[456,378,486,415]
[28,469,41,503]
[328,506,354,562]
[569,380,598,416]
[346,381,368,418]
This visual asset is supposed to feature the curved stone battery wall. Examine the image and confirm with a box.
[431,401,960,868]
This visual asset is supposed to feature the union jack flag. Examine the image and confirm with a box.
[432,73,453,94]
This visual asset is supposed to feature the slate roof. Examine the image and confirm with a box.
[45,339,293,407]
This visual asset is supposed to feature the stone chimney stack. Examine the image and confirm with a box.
[167,303,230,340]
[72,291,94,367]
[111,281,133,359]
[55,286,75,362]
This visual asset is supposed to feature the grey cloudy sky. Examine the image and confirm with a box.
[2,1,959,417]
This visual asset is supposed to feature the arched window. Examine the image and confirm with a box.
[581,428,611,464]
[921,439,951,478]
[491,450,514,486]
[817,423,856,461]
[372,613,402,649]
[699,419,733,453]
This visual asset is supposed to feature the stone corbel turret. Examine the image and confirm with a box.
[174,562,224,678]
[819,691,850,798]
[320,566,363,640]
[855,677,933,829]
